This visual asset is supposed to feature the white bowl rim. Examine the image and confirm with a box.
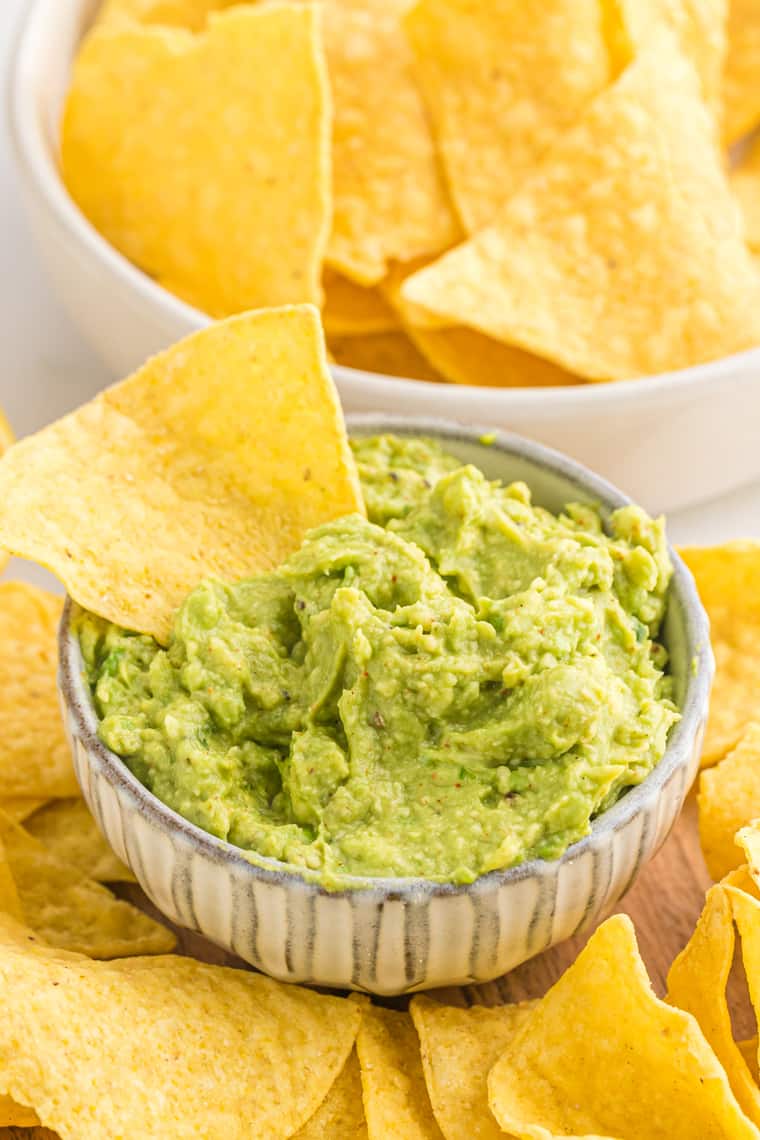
[9,0,760,411]
[58,415,714,901]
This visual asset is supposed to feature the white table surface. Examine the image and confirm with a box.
[0,0,758,596]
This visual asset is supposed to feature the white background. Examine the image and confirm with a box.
[0,0,758,579]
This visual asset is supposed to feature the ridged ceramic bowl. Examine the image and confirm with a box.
[10,0,760,512]
[57,417,713,995]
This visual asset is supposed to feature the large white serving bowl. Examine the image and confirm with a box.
[10,0,760,513]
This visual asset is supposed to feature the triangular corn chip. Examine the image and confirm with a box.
[410,996,536,1140]
[699,724,760,879]
[323,270,399,337]
[0,818,175,958]
[403,36,760,381]
[724,0,760,143]
[24,799,135,883]
[0,912,362,1140]
[680,543,760,767]
[0,308,364,642]
[488,914,758,1140]
[324,0,459,286]
[0,583,78,798]
[296,1051,367,1139]
[732,135,760,252]
[357,1006,442,1139]
[62,5,331,317]
[329,331,445,382]
[404,0,614,232]
[667,884,760,1128]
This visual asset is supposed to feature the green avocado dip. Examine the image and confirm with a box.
[77,435,679,887]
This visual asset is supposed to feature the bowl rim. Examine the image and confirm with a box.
[58,415,714,901]
[10,0,760,410]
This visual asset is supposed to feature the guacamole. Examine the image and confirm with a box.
[78,435,679,886]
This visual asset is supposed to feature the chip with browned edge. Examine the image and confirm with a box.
[404,0,614,232]
[402,36,760,382]
[0,583,78,799]
[681,543,760,768]
[62,5,330,317]
[488,913,758,1140]
[0,911,362,1140]
[357,1006,442,1139]
[0,308,364,644]
[410,996,536,1140]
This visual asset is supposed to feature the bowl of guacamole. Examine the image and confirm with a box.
[59,418,713,992]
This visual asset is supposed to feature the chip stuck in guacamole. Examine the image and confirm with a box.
[77,434,679,887]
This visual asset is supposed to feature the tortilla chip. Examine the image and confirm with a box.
[0,835,22,923]
[329,331,445,382]
[488,913,758,1140]
[405,0,614,233]
[324,0,458,286]
[0,817,175,958]
[97,0,232,30]
[62,5,330,317]
[681,543,760,767]
[357,1006,442,1139]
[402,36,760,382]
[699,724,760,880]
[0,1096,40,1128]
[0,912,362,1140]
[732,136,760,253]
[612,0,727,115]
[296,1051,367,1139]
[724,0,760,143]
[0,798,48,824]
[0,583,78,799]
[0,308,364,643]
[667,884,760,1128]
[739,1038,760,1083]
[24,799,135,883]
[410,996,536,1140]
[323,270,399,337]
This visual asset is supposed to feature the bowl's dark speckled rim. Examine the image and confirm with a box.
[58,415,714,902]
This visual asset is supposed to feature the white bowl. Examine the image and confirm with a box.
[58,416,713,995]
[10,0,760,513]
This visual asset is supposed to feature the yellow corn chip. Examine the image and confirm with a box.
[612,0,727,114]
[0,583,78,799]
[296,1051,367,1139]
[323,270,399,337]
[0,1096,40,1128]
[24,799,135,883]
[357,1006,442,1139]
[324,0,459,286]
[402,36,760,382]
[0,818,175,958]
[681,543,760,767]
[410,996,536,1140]
[0,798,48,824]
[0,835,22,923]
[0,911,362,1140]
[330,331,445,382]
[488,913,758,1140]
[62,5,330,317]
[738,822,760,887]
[97,0,233,30]
[724,0,760,143]
[667,884,760,1128]
[0,309,364,643]
[699,724,760,880]
[732,136,760,252]
[740,1038,760,1083]
[405,0,614,233]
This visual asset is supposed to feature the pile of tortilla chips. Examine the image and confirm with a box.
[61,0,760,388]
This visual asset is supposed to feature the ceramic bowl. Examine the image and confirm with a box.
[9,0,760,514]
[57,416,713,995]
